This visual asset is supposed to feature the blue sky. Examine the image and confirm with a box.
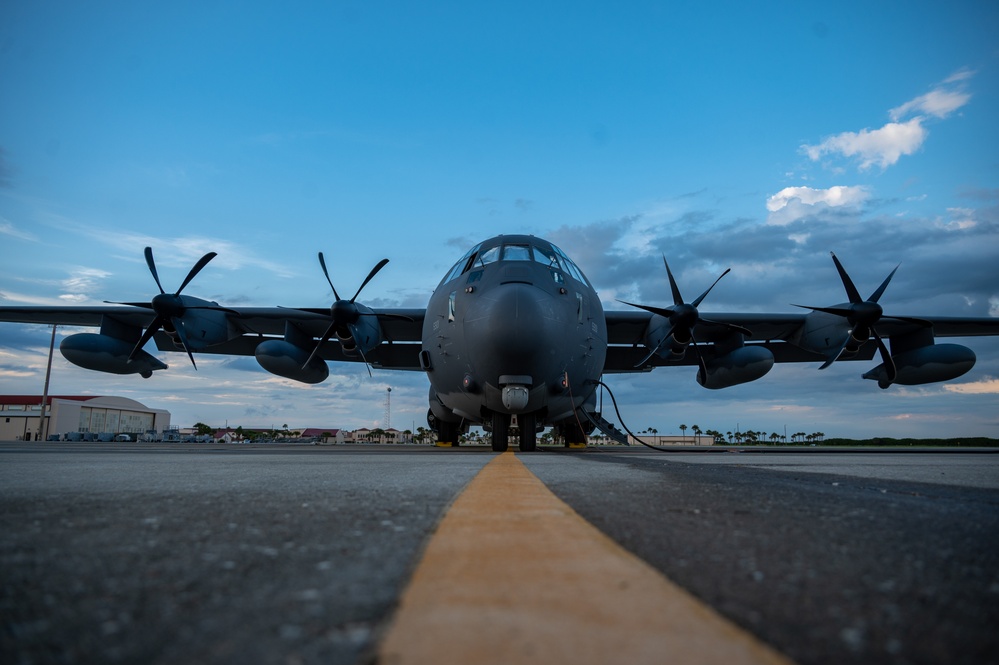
[1,1,997,438]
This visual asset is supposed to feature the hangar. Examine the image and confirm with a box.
[0,395,171,441]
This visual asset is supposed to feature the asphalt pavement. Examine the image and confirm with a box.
[1,442,997,665]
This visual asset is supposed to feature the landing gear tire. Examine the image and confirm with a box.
[491,413,509,452]
[439,421,459,446]
[519,412,537,452]
[563,422,586,447]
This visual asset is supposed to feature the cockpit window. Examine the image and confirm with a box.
[440,239,591,288]
[441,242,482,286]
[550,244,591,287]
[475,246,500,266]
[501,244,531,261]
[533,245,561,268]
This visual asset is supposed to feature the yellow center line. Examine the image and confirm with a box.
[378,451,796,665]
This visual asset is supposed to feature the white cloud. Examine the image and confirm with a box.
[803,118,927,170]
[0,290,80,306]
[939,207,976,231]
[890,68,974,121]
[101,232,298,280]
[0,219,38,242]
[943,377,999,395]
[890,88,971,121]
[802,69,974,171]
[765,186,870,226]
[53,266,113,303]
[766,185,870,212]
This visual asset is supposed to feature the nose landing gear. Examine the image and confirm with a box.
[490,412,538,452]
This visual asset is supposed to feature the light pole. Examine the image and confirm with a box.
[39,324,57,442]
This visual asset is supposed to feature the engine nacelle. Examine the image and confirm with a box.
[862,343,975,389]
[60,333,167,378]
[697,346,775,390]
[255,340,329,384]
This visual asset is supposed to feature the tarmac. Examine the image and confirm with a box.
[2,442,998,665]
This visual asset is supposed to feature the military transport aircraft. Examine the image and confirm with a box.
[1,234,997,451]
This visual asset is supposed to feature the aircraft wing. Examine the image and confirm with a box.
[0,305,427,371]
[602,310,999,373]
[0,306,153,328]
[172,306,428,370]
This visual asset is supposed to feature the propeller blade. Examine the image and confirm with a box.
[128,315,165,363]
[302,322,337,370]
[791,304,856,317]
[830,252,863,304]
[872,327,896,387]
[617,300,673,319]
[170,317,198,369]
[144,247,166,294]
[633,324,676,368]
[318,252,341,301]
[691,339,710,386]
[175,252,218,295]
[818,335,851,370]
[350,323,374,377]
[691,268,731,308]
[663,257,684,307]
[868,265,899,303]
[350,258,390,303]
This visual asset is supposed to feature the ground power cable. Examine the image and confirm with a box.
[590,379,679,453]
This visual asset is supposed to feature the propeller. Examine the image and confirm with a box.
[792,252,929,388]
[302,253,390,375]
[108,247,218,369]
[620,256,750,371]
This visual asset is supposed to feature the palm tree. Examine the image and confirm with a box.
[691,424,702,443]
[679,424,688,442]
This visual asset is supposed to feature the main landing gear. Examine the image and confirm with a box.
[428,409,460,447]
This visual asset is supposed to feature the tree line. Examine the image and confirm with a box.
[642,425,826,445]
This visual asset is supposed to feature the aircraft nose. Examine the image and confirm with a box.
[466,283,558,374]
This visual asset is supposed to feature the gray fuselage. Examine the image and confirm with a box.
[421,235,607,431]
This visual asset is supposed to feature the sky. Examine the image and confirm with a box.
[1,1,998,439]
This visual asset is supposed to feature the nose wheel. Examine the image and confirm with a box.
[491,412,538,452]
[491,413,509,452]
